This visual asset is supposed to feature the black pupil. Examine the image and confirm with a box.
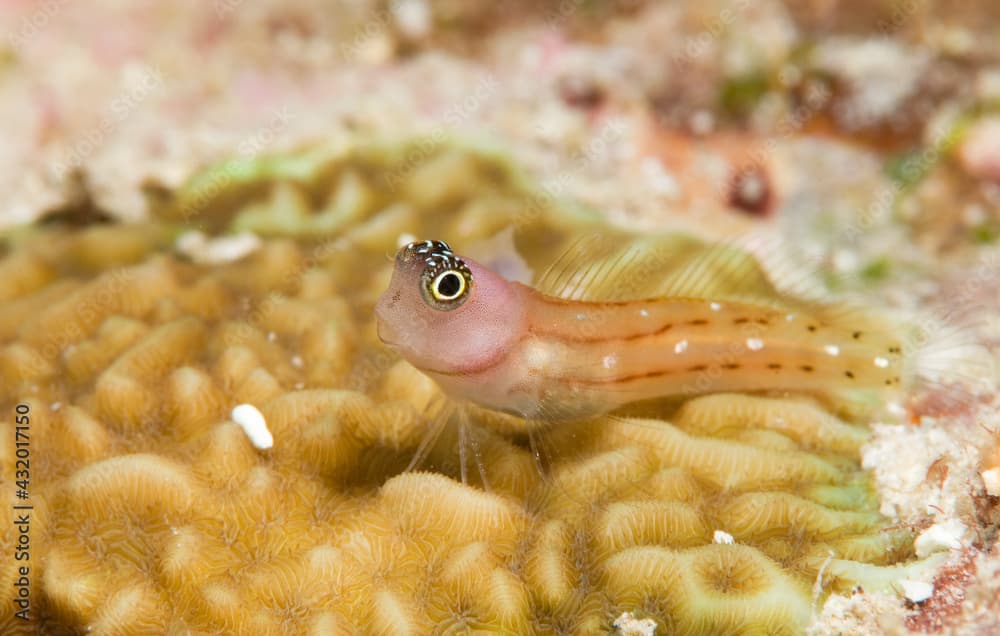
[437,272,462,297]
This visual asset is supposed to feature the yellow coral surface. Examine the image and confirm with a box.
[0,140,926,634]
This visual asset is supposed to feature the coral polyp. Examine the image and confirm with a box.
[0,141,936,634]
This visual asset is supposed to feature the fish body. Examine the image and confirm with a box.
[376,240,905,420]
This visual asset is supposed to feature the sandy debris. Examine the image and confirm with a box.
[862,421,981,523]
[808,591,907,635]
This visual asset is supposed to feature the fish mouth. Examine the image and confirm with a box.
[375,317,397,347]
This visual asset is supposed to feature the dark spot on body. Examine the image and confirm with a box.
[622,322,673,341]
[853,331,862,340]
[386,290,402,309]
[845,370,855,379]
[767,363,782,370]
[585,367,679,385]
[800,365,814,372]
[807,325,817,332]
[689,319,709,326]
[721,363,741,370]
[687,365,708,372]
[733,317,750,325]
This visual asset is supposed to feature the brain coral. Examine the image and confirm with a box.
[0,138,941,635]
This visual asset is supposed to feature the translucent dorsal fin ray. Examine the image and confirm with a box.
[533,231,824,308]
[657,240,771,303]
[530,230,918,360]
[534,232,615,300]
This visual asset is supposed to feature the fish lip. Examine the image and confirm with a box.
[375,318,397,347]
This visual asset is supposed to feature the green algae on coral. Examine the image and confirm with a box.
[0,137,934,634]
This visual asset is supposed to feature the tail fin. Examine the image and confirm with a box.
[729,230,997,421]
[899,304,996,417]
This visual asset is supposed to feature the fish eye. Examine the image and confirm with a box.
[422,267,472,310]
[432,271,465,300]
[406,239,474,311]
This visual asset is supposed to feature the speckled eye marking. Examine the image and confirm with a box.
[399,240,474,311]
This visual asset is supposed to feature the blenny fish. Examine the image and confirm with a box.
[375,239,915,420]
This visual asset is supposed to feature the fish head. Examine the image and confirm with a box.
[376,239,527,375]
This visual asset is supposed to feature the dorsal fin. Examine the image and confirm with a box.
[464,227,534,285]
[530,230,918,352]
[532,231,817,309]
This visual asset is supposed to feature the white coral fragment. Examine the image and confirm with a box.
[176,230,262,265]
[914,519,966,558]
[981,467,1000,496]
[899,579,934,603]
[231,403,273,450]
[613,611,657,636]
[713,530,735,544]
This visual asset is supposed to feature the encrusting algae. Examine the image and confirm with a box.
[0,138,956,634]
